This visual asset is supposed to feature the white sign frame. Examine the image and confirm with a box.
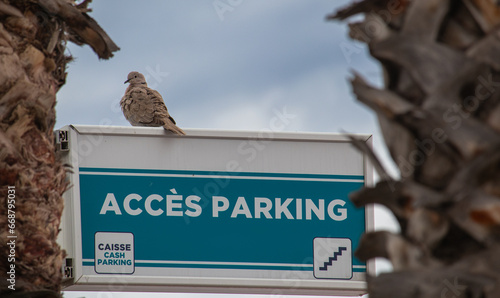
[57,125,374,296]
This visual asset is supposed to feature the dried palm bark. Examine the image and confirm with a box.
[329,1,500,297]
[0,0,118,295]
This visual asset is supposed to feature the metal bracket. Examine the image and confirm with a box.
[63,258,73,279]
[55,129,69,152]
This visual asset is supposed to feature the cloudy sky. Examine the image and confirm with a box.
[57,1,399,297]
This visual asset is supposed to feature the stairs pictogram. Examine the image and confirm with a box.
[319,246,347,271]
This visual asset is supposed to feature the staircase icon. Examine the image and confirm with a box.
[313,238,352,279]
[319,246,347,271]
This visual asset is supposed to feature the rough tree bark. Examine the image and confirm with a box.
[0,0,118,296]
[329,1,500,297]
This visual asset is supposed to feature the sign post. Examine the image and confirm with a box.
[57,125,374,296]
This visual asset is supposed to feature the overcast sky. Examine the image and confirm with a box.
[58,1,399,297]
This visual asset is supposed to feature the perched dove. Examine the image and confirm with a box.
[120,71,186,135]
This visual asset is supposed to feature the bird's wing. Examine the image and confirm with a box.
[147,88,177,125]
[122,87,156,125]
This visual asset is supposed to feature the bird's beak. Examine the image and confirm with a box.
[124,78,131,84]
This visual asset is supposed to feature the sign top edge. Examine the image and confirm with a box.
[58,125,372,142]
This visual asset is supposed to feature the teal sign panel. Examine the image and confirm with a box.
[78,167,366,276]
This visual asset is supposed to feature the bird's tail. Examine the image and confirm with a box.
[163,123,186,135]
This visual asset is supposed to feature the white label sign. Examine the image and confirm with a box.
[95,232,135,274]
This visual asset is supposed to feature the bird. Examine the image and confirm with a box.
[120,71,186,135]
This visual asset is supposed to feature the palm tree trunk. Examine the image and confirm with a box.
[0,0,118,295]
[329,1,500,297]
